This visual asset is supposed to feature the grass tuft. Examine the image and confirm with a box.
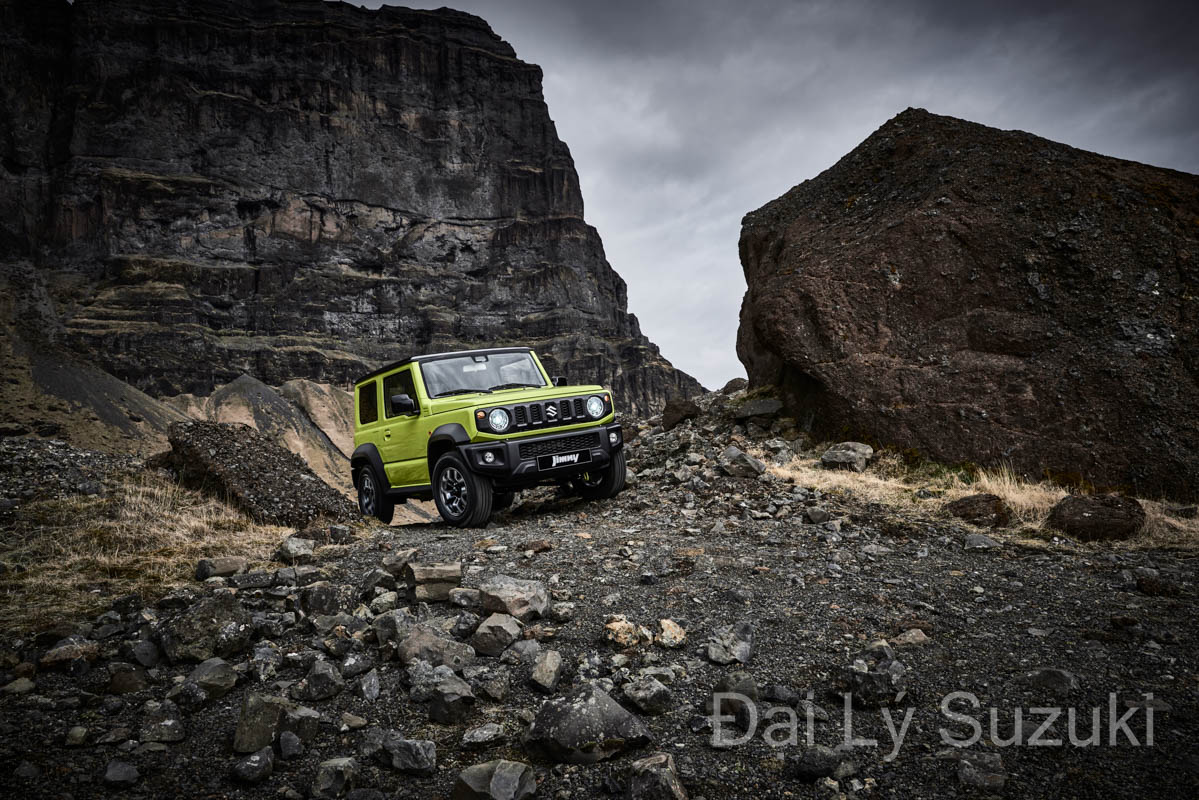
[0,470,288,631]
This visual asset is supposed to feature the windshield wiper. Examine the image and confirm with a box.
[432,387,492,398]
[488,383,543,391]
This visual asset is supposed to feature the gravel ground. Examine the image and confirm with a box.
[0,420,1195,799]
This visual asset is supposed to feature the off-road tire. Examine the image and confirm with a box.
[433,452,494,527]
[357,466,395,524]
[493,491,516,512]
[573,449,626,500]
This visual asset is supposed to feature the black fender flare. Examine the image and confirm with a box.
[427,423,471,467]
[350,443,389,489]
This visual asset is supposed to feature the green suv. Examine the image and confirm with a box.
[351,347,626,527]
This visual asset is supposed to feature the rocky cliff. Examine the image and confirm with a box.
[0,0,700,415]
[738,108,1198,500]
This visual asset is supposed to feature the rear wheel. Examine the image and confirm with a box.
[572,449,626,500]
[357,467,395,525]
[433,452,493,527]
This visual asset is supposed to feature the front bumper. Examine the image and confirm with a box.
[461,423,623,488]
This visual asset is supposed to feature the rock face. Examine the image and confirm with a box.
[737,108,1199,500]
[0,0,700,416]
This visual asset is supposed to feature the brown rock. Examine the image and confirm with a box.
[661,397,701,432]
[944,494,1012,528]
[1047,494,1145,541]
[737,108,1199,501]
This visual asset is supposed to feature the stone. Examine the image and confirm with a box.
[140,700,185,743]
[40,635,99,668]
[470,614,523,657]
[462,723,505,750]
[196,556,248,580]
[187,657,237,699]
[625,676,673,715]
[450,588,482,608]
[159,593,252,663]
[530,650,563,693]
[957,751,1006,789]
[661,397,702,432]
[372,608,420,648]
[312,757,359,799]
[452,759,538,800]
[945,494,1012,528]
[381,735,437,774]
[1023,667,1080,695]
[233,747,275,784]
[719,446,767,478]
[479,575,549,621]
[293,659,346,701]
[792,745,841,781]
[251,641,283,681]
[301,581,353,616]
[525,685,653,763]
[605,615,653,649]
[430,674,476,724]
[234,694,318,753]
[891,628,930,647]
[357,669,381,701]
[1,676,32,696]
[1047,494,1146,541]
[843,641,906,708]
[381,549,420,577]
[819,443,873,472]
[737,108,1198,502]
[103,760,139,787]
[398,628,476,672]
[963,533,1002,551]
[803,507,832,524]
[705,622,753,665]
[628,751,688,800]
[654,619,687,649]
[402,561,463,602]
[66,726,89,746]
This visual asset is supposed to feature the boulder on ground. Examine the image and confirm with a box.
[524,685,652,764]
[159,593,252,663]
[944,494,1012,528]
[661,397,701,432]
[1047,494,1145,541]
[819,442,873,472]
[478,575,548,621]
[452,758,537,800]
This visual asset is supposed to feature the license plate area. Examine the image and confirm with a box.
[537,449,592,471]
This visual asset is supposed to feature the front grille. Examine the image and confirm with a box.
[518,432,600,460]
[508,395,596,432]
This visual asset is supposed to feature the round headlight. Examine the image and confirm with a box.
[586,395,605,419]
[487,408,510,432]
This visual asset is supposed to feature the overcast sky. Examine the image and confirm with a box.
[354,0,1198,389]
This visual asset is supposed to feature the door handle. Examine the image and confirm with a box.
[383,429,391,440]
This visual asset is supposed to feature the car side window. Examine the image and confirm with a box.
[383,369,419,418]
[358,380,378,424]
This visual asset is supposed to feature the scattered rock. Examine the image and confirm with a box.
[430,674,476,723]
[843,641,906,707]
[525,685,653,763]
[103,759,139,787]
[471,614,523,657]
[963,533,1002,551]
[627,751,688,800]
[398,628,476,671]
[452,759,537,800]
[40,635,100,669]
[625,675,673,715]
[232,747,275,783]
[705,622,753,664]
[462,723,505,750]
[946,494,1012,528]
[957,751,1006,789]
[479,575,549,621]
[605,615,653,649]
[196,556,249,580]
[403,561,463,602]
[661,397,702,432]
[719,446,766,478]
[311,757,359,799]
[1047,494,1146,541]
[530,650,563,693]
[293,659,346,701]
[159,593,252,663]
[187,657,237,699]
[891,628,930,647]
[820,442,873,472]
[380,734,437,774]
[654,619,686,649]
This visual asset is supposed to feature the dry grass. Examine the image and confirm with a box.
[766,449,1198,550]
[0,471,289,631]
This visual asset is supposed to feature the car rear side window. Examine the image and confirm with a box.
[358,381,378,424]
[383,369,418,417]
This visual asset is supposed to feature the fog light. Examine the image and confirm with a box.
[483,451,496,464]
[608,432,619,445]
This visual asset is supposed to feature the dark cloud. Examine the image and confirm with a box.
[354,0,1199,388]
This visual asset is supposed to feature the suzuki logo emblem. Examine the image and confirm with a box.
[546,404,558,419]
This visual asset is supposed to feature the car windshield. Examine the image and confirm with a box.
[420,352,546,398]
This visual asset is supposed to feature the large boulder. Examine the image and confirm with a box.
[159,593,253,663]
[524,685,652,764]
[737,108,1199,502]
[944,494,1012,528]
[1047,494,1146,541]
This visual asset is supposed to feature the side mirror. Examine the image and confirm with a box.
[551,376,567,387]
[389,394,417,416]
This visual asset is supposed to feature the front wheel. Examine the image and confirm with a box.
[572,449,626,500]
[432,452,493,528]
[358,467,395,524]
